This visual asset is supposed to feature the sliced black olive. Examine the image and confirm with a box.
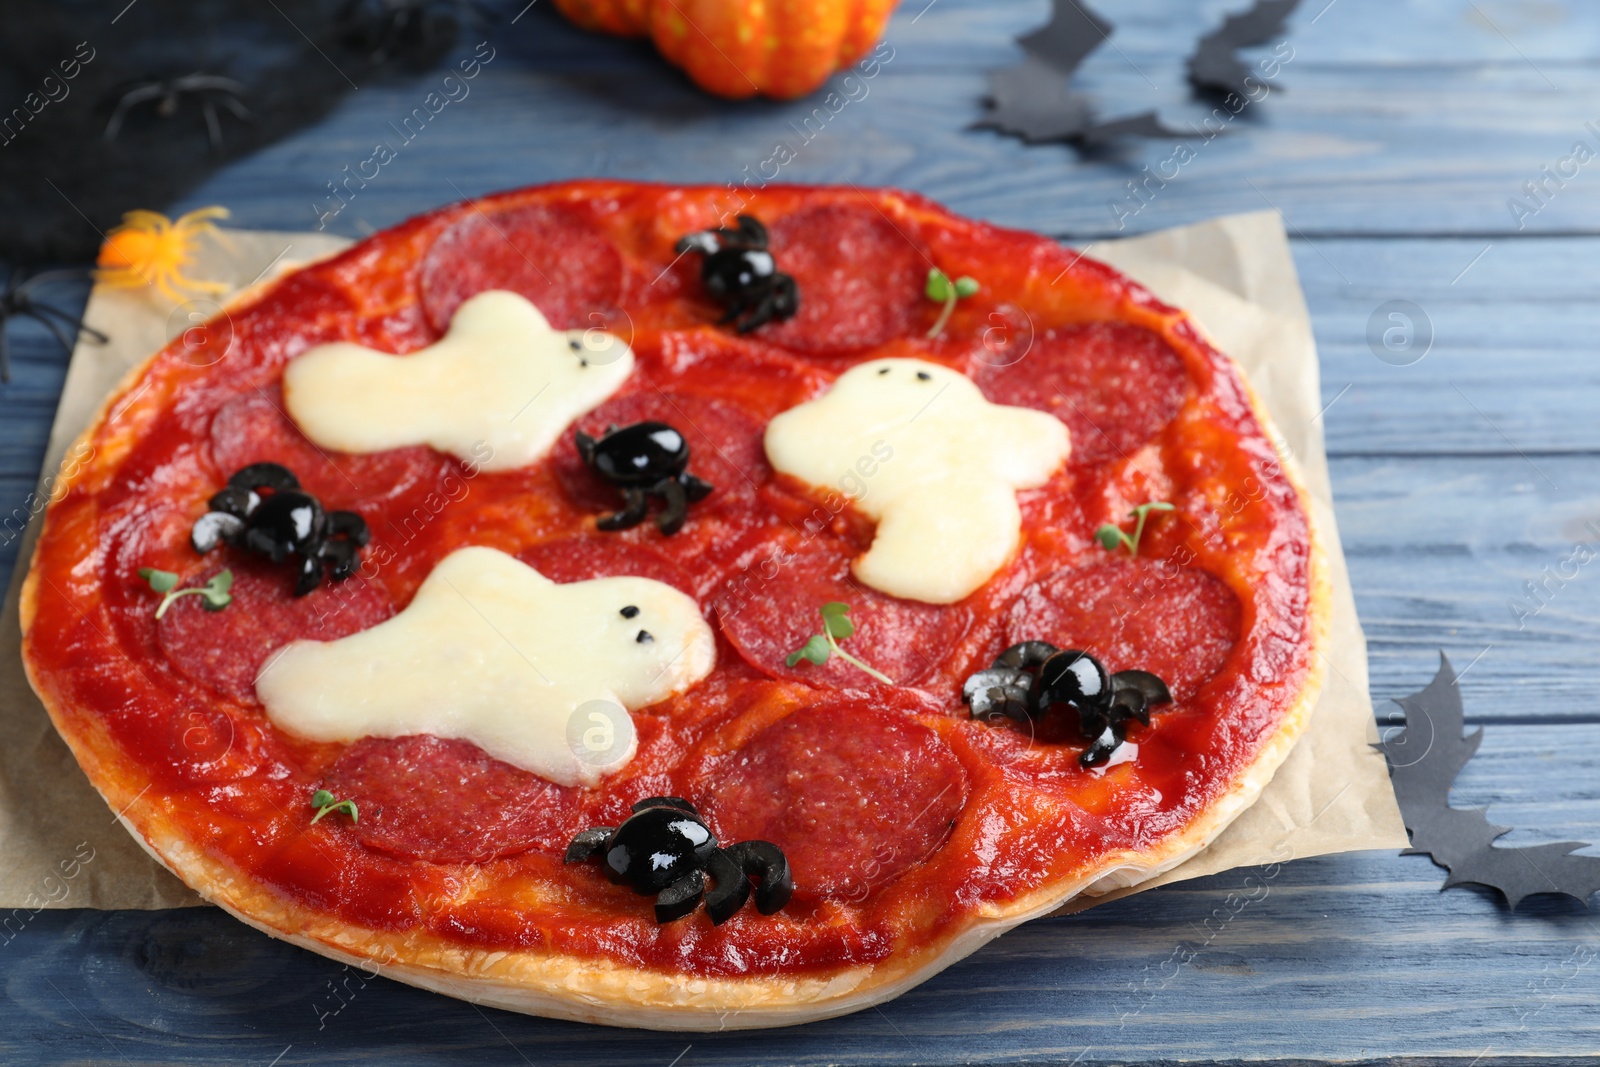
[1037,649,1111,710]
[1110,686,1152,727]
[962,667,1035,722]
[703,849,751,926]
[725,840,794,915]
[1113,669,1172,708]
[633,796,696,814]
[228,461,299,493]
[207,485,256,519]
[1080,724,1122,769]
[191,510,244,554]
[654,869,706,923]
[995,641,1059,671]
[242,490,326,563]
[564,827,613,864]
[326,510,371,548]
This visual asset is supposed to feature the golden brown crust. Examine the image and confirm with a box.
[20,187,1330,1030]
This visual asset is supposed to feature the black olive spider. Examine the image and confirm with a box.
[674,215,800,333]
[566,797,794,925]
[0,268,107,384]
[575,421,713,537]
[191,463,370,597]
[102,74,251,152]
[963,642,1172,768]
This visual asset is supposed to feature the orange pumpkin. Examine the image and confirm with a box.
[552,0,898,99]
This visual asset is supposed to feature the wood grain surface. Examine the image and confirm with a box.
[4,0,1600,1063]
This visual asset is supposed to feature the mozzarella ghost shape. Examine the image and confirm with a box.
[283,290,633,473]
[764,358,1070,604]
[255,546,714,787]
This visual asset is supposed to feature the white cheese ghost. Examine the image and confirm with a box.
[764,358,1070,604]
[283,290,632,473]
[255,546,714,788]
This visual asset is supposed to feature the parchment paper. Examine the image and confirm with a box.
[0,212,1406,912]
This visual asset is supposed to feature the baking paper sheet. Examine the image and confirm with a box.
[0,212,1406,912]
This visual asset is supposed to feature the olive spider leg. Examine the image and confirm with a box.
[596,486,650,531]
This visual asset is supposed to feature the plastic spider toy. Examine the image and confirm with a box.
[336,0,478,68]
[674,215,799,333]
[565,797,793,925]
[102,74,251,151]
[96,207,230,304]
[962,642,1172,768]
[0,268,107,384]
[191,463,370,597]
[575,421,713,536]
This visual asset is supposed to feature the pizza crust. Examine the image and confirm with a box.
[19,188,1332,1031]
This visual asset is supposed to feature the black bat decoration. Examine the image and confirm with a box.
[1187,0,1301,98]
[977,0,1184,146]
[1379,653,1600,908]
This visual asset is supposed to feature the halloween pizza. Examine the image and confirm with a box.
[20,181,1328,1029]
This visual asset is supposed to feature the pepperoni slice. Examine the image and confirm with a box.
[714,529,971,689]
[975,322,1189,468]
[551,391,769,514]
[157,562,393,703]
[701,701,966,900]
[419,203,624,333]
[516,537,695,597]
[208,387,446,510]
[1003,561,1240,702]
[326,735,580,864]
[755,204,927,354]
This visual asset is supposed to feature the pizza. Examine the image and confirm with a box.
[20,181,1328,1030]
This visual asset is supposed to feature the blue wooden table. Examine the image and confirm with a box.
[7,1,1600,1062]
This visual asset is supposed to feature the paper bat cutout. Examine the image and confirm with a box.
[977,0,1184,146]
[1187,0,1301,97]
[1379,653,1600,908]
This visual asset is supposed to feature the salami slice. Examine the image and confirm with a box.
[157,562,393,703]
[701,701,967,901]
[714,529,971,689]
[755,204,927,354]
[209,387,447,511]
[419,203,624,333]
[516,537,695,597]
[1003,561,1240,702]
[975,322,1189,468]
[326,735,580,864]
[551,390,769,515]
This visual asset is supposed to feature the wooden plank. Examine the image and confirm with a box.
[172,6,1600,241]
[3,719,1598,1064]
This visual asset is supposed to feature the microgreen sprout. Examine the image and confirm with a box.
[1095,501,1175,559]
[310,789,358,825]
[924,267,980,339]
[138,567,233,619]
[785,601,894,685]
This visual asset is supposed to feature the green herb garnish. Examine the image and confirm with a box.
[309,789,358,825]
[924,267,980,339]
[1095,501,1175,559]
[785,602,894,685]
[138,567,233,619]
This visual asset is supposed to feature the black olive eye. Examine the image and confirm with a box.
[917,371,932,381]
[620,605,640,619]
[878,366,891,375]
[636,630,654,643]
[569,339,582,351]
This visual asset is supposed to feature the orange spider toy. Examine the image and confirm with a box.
[96,206,230,303]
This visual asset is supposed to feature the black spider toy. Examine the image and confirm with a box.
[575,421,713,536]
[675,215,799,333]
[962,642,1172,768]
[566,797,793,925]
[191,463,370,597]
[102,73,252,152]
[0,268,106,384]
[336,0,480,69]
